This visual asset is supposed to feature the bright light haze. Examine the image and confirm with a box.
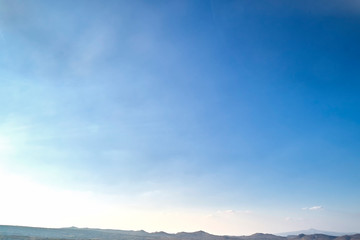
[0,0,360,236]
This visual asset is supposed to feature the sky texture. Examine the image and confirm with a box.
[0,0,360,235]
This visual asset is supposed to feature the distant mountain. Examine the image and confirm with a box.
[288,234,360,240]
[278,229,358,237]
[288,233,337,240]
[335,234,360,240]
[245,233,286,240]
[0,225,358,240]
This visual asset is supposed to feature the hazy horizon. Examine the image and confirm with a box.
[0,224,357,237]
[0,0,359,236]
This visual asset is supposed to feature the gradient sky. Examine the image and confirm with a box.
[0,0,360,235]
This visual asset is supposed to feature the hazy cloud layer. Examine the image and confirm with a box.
[302,206,324,211]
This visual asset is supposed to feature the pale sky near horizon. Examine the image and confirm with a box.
[0,0,360,236]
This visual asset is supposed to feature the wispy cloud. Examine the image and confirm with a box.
[302,206,324,211]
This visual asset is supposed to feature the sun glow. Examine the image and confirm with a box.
[0,169,107,227]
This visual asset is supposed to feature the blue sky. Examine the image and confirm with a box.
[0,0,360,235]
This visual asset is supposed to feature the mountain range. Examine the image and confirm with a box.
[278,229,358,237]
[0,225,359,240]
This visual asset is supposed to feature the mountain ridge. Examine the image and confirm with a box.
[0,225,358,240]
[278,229,358,237]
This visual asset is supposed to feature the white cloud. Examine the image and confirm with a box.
[302,206,324,211]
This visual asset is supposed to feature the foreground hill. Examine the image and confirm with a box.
[0,225,358,240]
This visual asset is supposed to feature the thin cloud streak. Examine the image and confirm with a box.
[302,206,324,211]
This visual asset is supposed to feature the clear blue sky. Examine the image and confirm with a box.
[0,0,359,235]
